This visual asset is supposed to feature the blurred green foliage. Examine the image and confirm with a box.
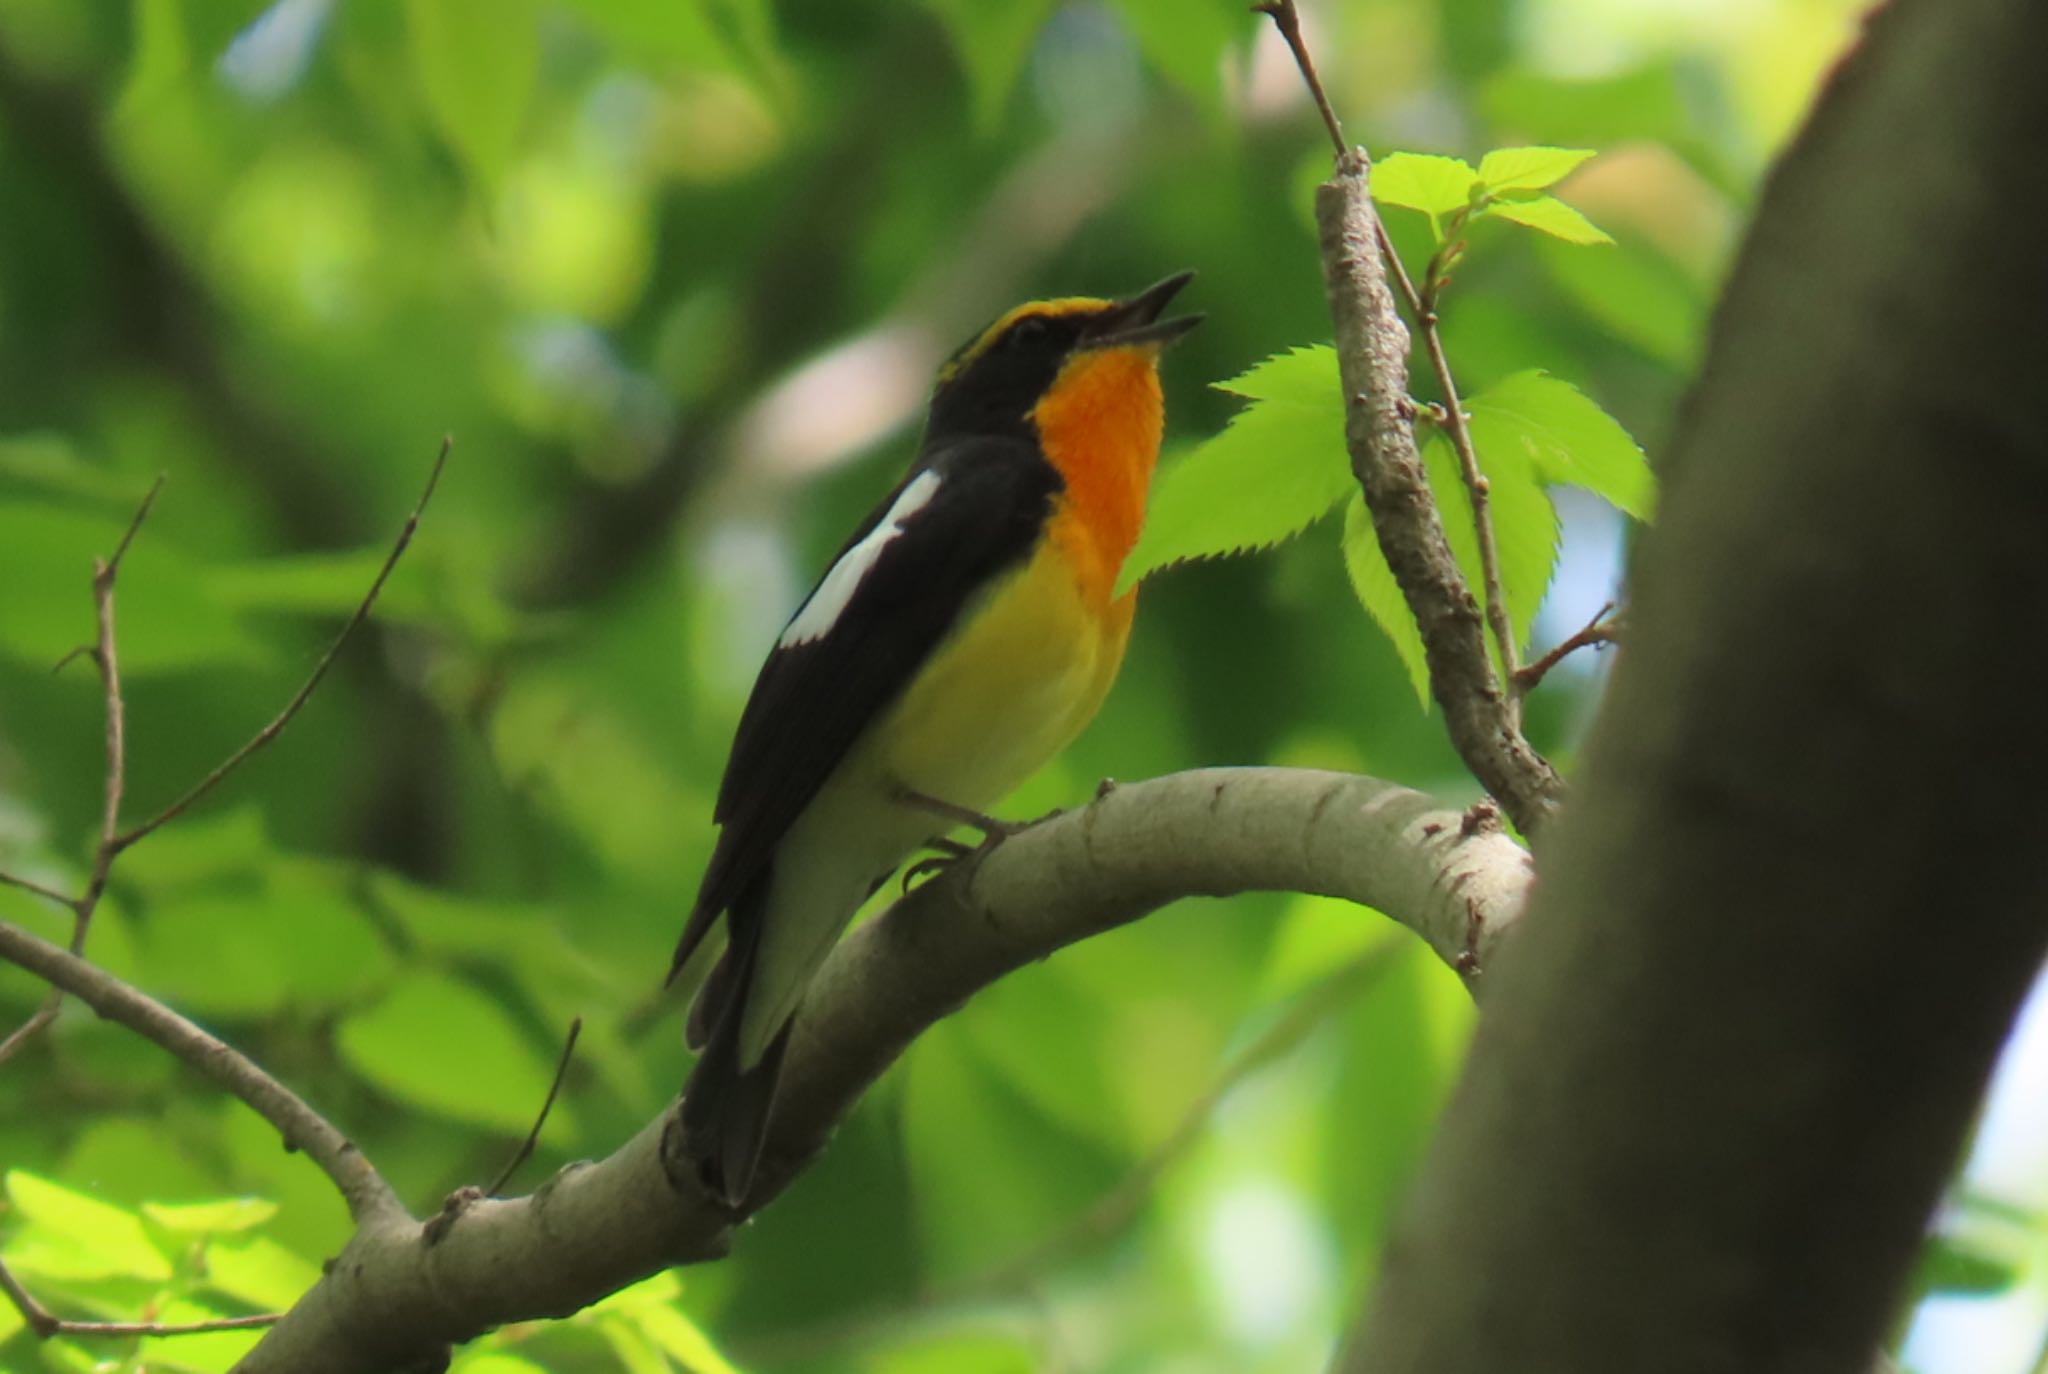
[0,0,1879,1370]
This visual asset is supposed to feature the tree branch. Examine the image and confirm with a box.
[1336,1,2048,1369]
[0,1258,280,1340]
[0,919,399,1223]
[0,475,162,1064]
[231,767,1531,1373]
[1313,158,1563,834]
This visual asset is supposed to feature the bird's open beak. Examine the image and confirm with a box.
[1081,271,1203,351]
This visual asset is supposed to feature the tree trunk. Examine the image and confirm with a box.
[1337,0,2048,1370]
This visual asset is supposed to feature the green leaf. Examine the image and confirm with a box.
[0,503,263,674]
[586,1272,739,1373]
[1464,371,1655,520]
[3,1170,171,1281]
[451,1355,553,1374]
[202,1234,322,1309]
[142,1197,278,1234]
[336,972,578,1138]
[1538,234,1705,371]
[1372,152,1480,224]
[1340,493,1430,708]
[900,1031,1119,1275]
[1476,145,1596,194]
[1483,194,1614,246]
[408,0,539,183]
[923,0,1058,131]
[1123,347,1350,589]
[1920,1231,2026,1296]
[139,879,393,1019]
[869,1331,1042,1374]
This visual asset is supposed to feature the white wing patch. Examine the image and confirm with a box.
[778,469,944,648]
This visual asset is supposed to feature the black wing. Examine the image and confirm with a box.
[671,435,1060,973]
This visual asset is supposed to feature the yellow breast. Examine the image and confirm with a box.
[873,535,1133,811]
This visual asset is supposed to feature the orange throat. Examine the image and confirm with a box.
[1030,346,1165,610]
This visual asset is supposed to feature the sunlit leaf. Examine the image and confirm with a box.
[1476,145,1596,194]
[1919,1231,2027,1296]
[143,1197,278,1234]
[407,0,539,183]
[1340,492,1431,708]
[451,1353,553,1374]
[1372,152,1480,225]
[1483,194,1615,246]
[3,1170,171,1281]
[1464,371,1655,520]
[1124,347,1350,588]
[202,1234,322,1309]
[869,1330,1042,1374]
[336,972,577,1138]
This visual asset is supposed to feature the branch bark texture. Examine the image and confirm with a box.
[1314,156,1562,834]
[1338,2,2048,1371]
[229,767,1530,1373]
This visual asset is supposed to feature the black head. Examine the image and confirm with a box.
[926,272,1200,443]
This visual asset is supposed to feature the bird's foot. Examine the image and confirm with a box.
[891,785,1031,840]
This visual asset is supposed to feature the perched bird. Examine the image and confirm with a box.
[673,272,1201,1204]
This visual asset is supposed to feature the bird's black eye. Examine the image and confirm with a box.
[1007,316,1050,349]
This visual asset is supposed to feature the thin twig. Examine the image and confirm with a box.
[1252,1,1345,158]
[0,1258,280,1339]
[0,918,401,1221]
[0,871,75,909]
[1514,602,1622,696]
[113,437,452,853]
[487,1016,582,1197]
[0,476,162,1064]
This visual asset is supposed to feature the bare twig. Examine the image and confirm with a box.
[0,1257,280,1339]
[0,476,163,1064]
[113,437,452,853]
[0,871,75,909]
[1252,1,1345,158]
[0,918,400,1221]
[1514,602,1622,695]
[486,1017,583,1197]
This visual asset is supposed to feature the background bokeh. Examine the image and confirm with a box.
[3,2,2038,1372]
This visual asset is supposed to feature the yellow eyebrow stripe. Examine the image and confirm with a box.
[936,296,1111,383]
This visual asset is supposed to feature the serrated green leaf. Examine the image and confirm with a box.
[4,1170,171,1280]
[597,1313,671,1374]
[1476,146,1596,194]
[336,972,577,1137]
[1464,371,1654,520]
[408,0,539,183]
[1372,152,1479,224]
[1124,347,1350,589]
[1484,194,1614,246]
[924,0,1058,131]
[202,1234,321,1309]
[143,1197,278,1234]
[1340,494,1431,708]
[628,1302,741,1374]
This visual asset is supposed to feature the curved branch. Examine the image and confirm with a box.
[232,767,1532,1374]
[0,921,399,1223]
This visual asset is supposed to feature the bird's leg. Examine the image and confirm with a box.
[893,784,1045,892]
[891,785,1024,840]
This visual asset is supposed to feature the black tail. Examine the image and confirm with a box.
[679,879,790,1206]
